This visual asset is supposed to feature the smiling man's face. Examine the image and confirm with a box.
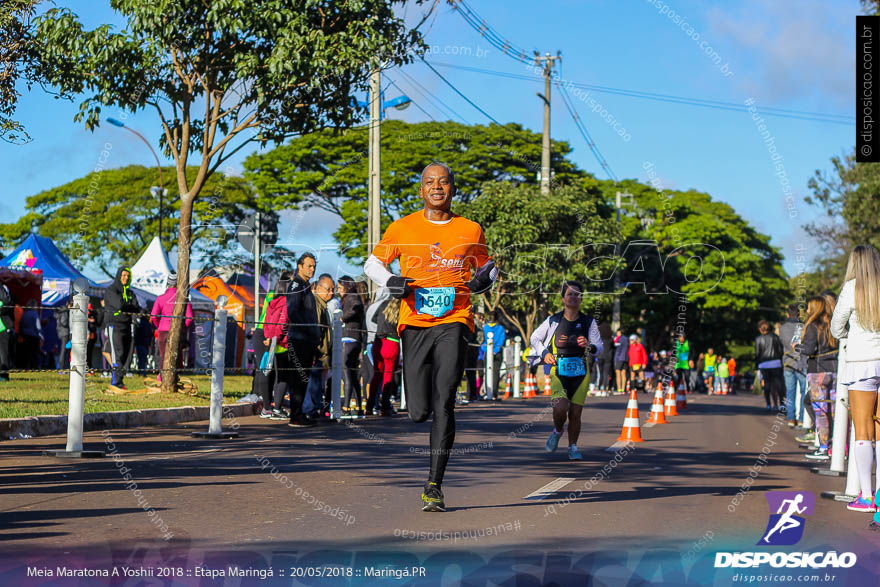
[420,165,455,211]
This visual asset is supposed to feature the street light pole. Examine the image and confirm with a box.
[107,118,166,243]
[368,69,381,299]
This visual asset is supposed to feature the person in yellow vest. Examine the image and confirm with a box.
[703,348,718,392]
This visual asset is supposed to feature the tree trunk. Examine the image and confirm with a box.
[160,193,195,393]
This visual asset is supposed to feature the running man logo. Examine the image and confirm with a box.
[758,491,815,546]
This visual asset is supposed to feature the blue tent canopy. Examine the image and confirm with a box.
[0,234,98,307]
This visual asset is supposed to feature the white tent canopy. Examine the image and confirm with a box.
[130,236,173,296]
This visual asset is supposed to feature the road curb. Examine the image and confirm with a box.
[1,402,259,440]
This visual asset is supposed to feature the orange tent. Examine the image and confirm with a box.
[191,275,254,369]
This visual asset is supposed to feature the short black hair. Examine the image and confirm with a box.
[787,303,799,317]
[297,252,316,266]
[317,273,334,283]
[560,280,584,298]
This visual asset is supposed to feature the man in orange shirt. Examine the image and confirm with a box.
[364,162,496,512]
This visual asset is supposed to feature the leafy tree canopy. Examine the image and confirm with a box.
[243,119,586,261]
[0,165,265,278]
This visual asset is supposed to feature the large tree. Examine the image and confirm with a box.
[31,0,425,391]
[457,181,618,340]
[0,0,42,143]
[607,178,791,358]
[243,119,586,261]
[802,147,880,290]
[0,165,268,278]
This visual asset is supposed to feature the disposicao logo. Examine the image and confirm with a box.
[714,491,857,569]
[759,491,814,546]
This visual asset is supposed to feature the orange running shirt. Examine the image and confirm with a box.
[371,210,491,333]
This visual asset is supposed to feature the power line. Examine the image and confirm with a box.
[555,65,617,181]
[420,58,511,129]
[384,75,437,121]
[395,68,470,123]
[427,61,854,126]
[450,0,535,65]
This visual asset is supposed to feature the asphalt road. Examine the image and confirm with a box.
[1,392,879,585]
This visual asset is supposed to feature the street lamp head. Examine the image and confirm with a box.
[393,97,411,111]
[107,117,125,127]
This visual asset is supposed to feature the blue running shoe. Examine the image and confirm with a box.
[874,488,880,523]
[568,445,583,460]
[545,430,562,452]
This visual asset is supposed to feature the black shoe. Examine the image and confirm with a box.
[421,483,446,512]
[269,409,288,421]
[356,409,365,417]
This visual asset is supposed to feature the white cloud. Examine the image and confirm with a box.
[708,0,856,108]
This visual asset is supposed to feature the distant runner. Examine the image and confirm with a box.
[364,162,496,512]
[530,281,602,460]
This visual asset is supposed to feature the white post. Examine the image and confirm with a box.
[829,339,849,473]
[330,308,343,419]
[208,307,227,435]
[65,292,89,452]
[399,343,407,411]
[513,336,522,399]
[485,331,494,400]
[192,304,237,438]
[45,282,104,458]
[800,378,813,430]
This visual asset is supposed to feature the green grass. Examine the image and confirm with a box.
[0,373,254,419]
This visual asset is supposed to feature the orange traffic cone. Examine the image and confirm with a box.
[617,388,644,442]
[526,373,536,398]
[543,376,552,397]
[503,373,511,399]
[646,383,667,424]
[664,384,679,417]
[676,383,688,411]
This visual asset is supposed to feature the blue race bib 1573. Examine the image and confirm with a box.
[414,287,455,318]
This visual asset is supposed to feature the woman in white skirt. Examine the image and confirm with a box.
[830,245,880,516]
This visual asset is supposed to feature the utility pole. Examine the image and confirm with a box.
[368,69,382,298]
[535,52,561,195]
[254,210,261,328]
[612,191,633,332]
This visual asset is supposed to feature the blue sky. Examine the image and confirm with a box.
[1,0,859,281]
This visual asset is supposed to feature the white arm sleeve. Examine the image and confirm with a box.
[830,280,854,340]
[364,255,394,288]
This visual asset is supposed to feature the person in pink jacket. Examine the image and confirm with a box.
[150,274,193,382]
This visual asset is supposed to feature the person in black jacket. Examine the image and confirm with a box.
[754,320,785,411]
[103,267,141,388]
[597,322,614,394]
[55,305,70,369]
[798,295,839,460]
[338,275,365,416]
[0,283,14,381]
[285,253,320,427]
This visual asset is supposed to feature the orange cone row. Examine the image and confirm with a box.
[664,384,679,417]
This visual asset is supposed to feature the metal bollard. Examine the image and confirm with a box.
[330,308,343,420]
[45,281,104,457]
[485,331,494,400]
[193,303,237,439]
[399,342,407,412]
[513,336,522,399]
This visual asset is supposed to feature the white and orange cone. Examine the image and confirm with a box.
[647,383,667,424]
[617,388,644,442]
[664,384,679,417]
[543,376,552,397]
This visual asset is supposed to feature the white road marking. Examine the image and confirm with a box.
[604,441,633,452]
[523,477,575,500]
